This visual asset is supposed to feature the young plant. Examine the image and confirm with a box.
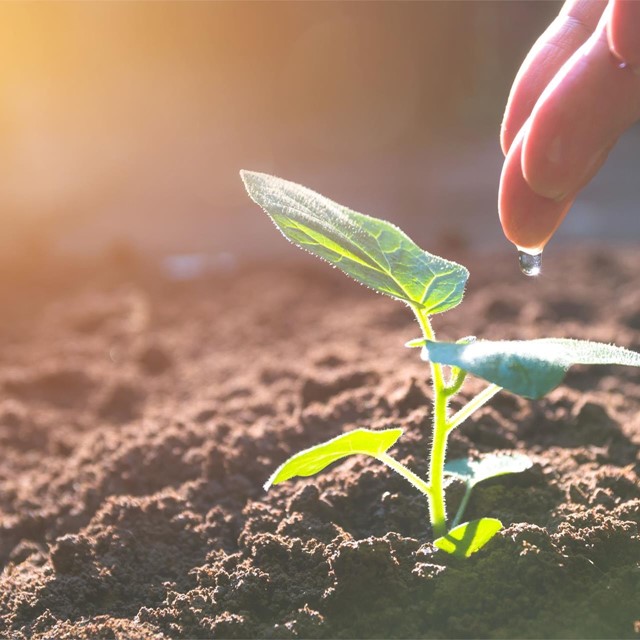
[241,170,640,558]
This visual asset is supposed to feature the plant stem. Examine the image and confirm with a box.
[447,383,502,432]
[411,308,503,538]
[450,482,473,528]
[376,453,433,498]
[412,306,448,538]
[429,369,449,537]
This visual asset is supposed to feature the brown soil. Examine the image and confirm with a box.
[0,247,639,639]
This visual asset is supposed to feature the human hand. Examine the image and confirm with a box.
[499,0,640,253]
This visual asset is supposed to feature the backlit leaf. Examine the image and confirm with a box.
[444,453,532,488]
[434,518,502,558]
[424,338,640,399]
[241,171,468,315]
[264,428,403,490]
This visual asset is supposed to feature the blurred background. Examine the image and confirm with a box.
[1,1,638,272]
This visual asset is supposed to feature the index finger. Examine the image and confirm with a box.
[501,0,607,155]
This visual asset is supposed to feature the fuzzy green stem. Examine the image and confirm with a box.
[412,306,449,538]
[411,307,503,538]
[429,369,449,537]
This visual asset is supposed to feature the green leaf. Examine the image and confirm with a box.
[445,453,532,488]
[241,171,468,315]
[434,518,502,558]
[264,427,403,490]
[424,338,640,399]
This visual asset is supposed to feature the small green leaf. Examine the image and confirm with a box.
[434,518,502,558]
[264,428,403,490]
[241,171,469,315]
[445,453,532,488]
[424,338,640,399]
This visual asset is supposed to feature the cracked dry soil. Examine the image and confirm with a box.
[0,248,639,639]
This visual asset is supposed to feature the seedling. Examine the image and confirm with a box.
[241,170,640,557]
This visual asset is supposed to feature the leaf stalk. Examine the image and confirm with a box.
[450,482,473,528]
[447,384,502,432]
[375,453,433,498]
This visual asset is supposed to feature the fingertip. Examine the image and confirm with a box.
[499,132,574,252]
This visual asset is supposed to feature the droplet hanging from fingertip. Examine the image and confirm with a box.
[517,249,542,277]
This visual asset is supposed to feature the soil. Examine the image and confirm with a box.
[0,247,639,639]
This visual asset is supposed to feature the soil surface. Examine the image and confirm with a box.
[0,247,639,639]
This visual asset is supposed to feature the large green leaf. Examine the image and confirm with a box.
[434,518,502,558]
[424,338,640,399]
[264,428,403,490]
[241,171,468,315]
[445,453,532,488]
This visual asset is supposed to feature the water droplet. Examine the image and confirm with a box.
[517,249,542,277]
